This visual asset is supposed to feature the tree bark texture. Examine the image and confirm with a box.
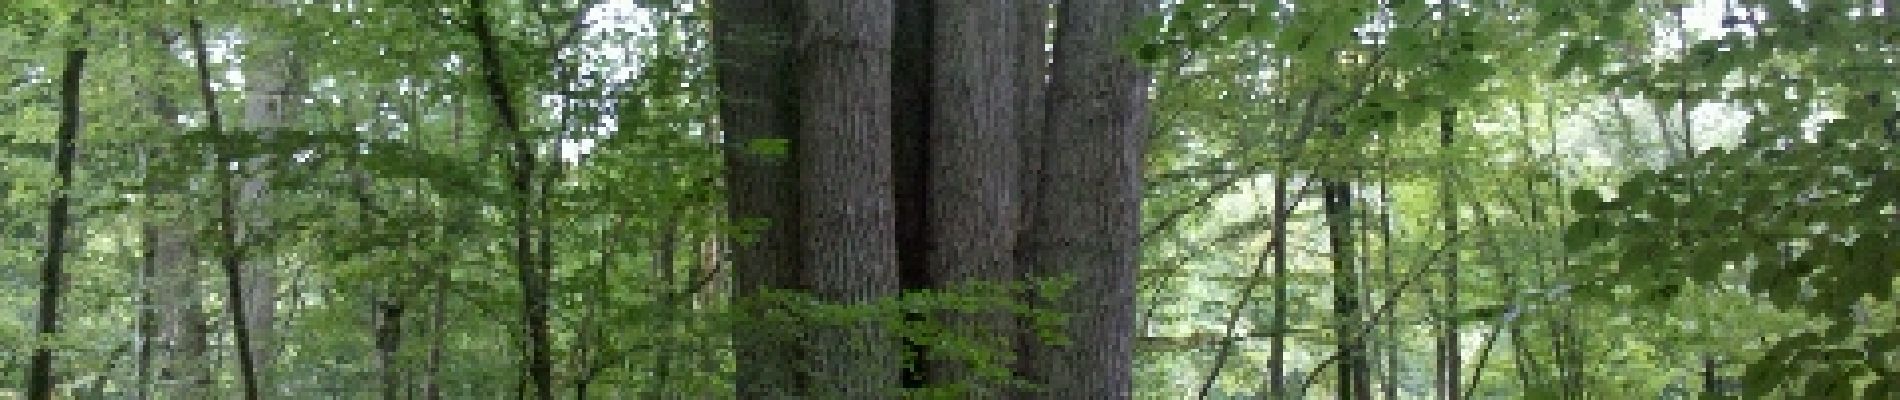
[1022,0,1149,397]
[797,0,901,398]
[919,1,1023,396]
[710,1,805,397]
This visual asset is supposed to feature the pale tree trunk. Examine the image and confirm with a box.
[1022,0,1149,397]
[922,0,1022,396]
[237,26,300,397]
[709,1,804,397]
[797,0,901,397]
[27,37,87,400]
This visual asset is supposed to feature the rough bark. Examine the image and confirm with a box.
[1022,0,1149,397]
[1011,2,1051,393]
[797,0,901,397]
[919,1,1023,396]
[26,40,87,400]
[709,1,804,397]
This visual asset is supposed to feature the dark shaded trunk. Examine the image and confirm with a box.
[1323,181,1369,400]
[1021,0,1149,397]
[1268,173,1291,400]
[188,18,263,400]
[1437,106,1462,400]
[464,2,550,398]
[423,256,450,400]
[27,41,87,400]
[376,299,406,400]
[710,2,806,397]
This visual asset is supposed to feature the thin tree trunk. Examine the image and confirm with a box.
[709,2,804,397]
[1323,181,1367,400]
[376,298,406,400]
[798,1,901,397]
[650,222,681,399]
[137,222,157,400]
[188,18,263,400]
[1022,0,1149,397]
[423,252,450,400]
[1437,107,1462,400]
[26,38,87,400]
[1268,172,1291,400]
[464,2,550,398]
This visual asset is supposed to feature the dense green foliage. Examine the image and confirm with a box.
[2,0,1894,398]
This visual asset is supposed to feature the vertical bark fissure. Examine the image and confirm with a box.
[891,0,934,391]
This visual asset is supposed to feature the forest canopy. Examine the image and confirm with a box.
[1,0,1895,399]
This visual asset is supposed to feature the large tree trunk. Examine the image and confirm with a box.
[27,39,87,400]
[797,0,901,397]
[1021,0,1149,397]
[709,1,804,397]
[921,1,1022,396]
[188,18,264,400]
[1011,2,1050,394]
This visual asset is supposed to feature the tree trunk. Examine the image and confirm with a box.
[27,40,87,400]
[1324,181,1369,400]
[238,28,298,396]
[376,299,406,400]
[1022,0,1149,397]
[710,2,805,397]
[188,18,264,400]
[797,0,901,397]
[464,2,550,398]
[1268,173,1291,400]
[1438,107,1462,400]
[1011,1,1050,395]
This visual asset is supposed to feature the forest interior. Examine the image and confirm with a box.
[1,0,1897,399]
